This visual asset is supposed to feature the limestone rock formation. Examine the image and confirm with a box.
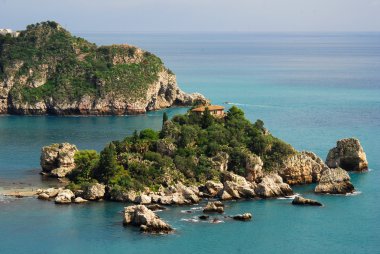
[204,181,224,197]
[82,183,105,200]
[203,201,225,213]
[255,174,293,198]
[123,205,173,234]
[135,194,152,205]
[292,196,322,206]
[326,138,368,171]
[210,152,229,172]
[245,153,264,182]
[54,189,75,204]
[74,197,88,203]
[279,151,328,185]
[315,168,355,194]
[40,143,78,177]
[218,172,256,200]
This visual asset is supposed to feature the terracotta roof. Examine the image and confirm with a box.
[191,105,225,112]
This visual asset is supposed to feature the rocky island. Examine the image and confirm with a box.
[0,21,206,115]
[34,106,369,233]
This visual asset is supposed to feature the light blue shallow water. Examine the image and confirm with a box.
[1,33,380,254]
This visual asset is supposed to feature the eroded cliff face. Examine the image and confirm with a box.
[0,21,207,115]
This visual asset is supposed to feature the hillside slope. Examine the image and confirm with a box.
[0,21,206,115]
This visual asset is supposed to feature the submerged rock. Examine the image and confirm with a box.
[199,215,210,220]
[292,196,322,206]
[255,174,293,198]
[54,189,75,204]
[40,143,78,178]
[315,168,355,194]
[123,205,173,234]
[232,213,252,221]
[326,138,368,171]
[203,201,225,213]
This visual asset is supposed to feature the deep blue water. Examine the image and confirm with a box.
[1,33,380,254]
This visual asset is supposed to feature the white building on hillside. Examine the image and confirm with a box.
[0,28,20,37]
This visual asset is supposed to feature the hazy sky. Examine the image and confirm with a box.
[1,0,380,32]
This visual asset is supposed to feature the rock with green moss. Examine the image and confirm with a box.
[0,21,207,115]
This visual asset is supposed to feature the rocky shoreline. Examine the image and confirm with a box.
[14,137,367,234]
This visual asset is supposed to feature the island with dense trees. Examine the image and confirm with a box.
[0,21,206,115]
[35,106,368,233]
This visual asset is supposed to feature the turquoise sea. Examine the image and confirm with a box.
[0,33,380,254]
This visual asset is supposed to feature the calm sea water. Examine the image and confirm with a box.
[1,33,380,254]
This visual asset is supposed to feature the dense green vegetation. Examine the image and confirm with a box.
[68,107,296,191]
[0,21,164,104]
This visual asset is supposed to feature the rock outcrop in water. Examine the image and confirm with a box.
[326,138,368,171]
[314,168,355,194]
[279,151,328,185]
[40,143,78,177]
[292,196,322,206]
[123,205,173,234]
[255,174,294,198]
[0,21,207,115]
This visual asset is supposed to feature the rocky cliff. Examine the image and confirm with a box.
[0,21,207,115]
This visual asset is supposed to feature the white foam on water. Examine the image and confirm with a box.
[277,193,300,200]
[346,191,362,196]
[190,207,202,211]
[180,218,199,223]
[224,102,278,108]
[180,210,193,214]
[209,219,224,224]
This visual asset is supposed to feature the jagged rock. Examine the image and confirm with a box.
[245,153,264,182]
[40,143,78,177]
[74,197,88,203]
[219,172,256,199]
[292,196,322,206]
[135,194,152,205]
[222,181,241,199]
[203,201,224,213]
[199,215,210,220]
[54,189,75,204]
[279,151,328,185]
[326,138,368,171]
[204,181,224,197]
[233,213,252,221]
[174,182,200,203]
[37,193,50,200]
[82,183,105,200]
[255,174,293,198]
[123,205,173,234]
[219,190,233,200]
[315,168,355,194]
[146,204,166,211]
[210,152,229,171]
